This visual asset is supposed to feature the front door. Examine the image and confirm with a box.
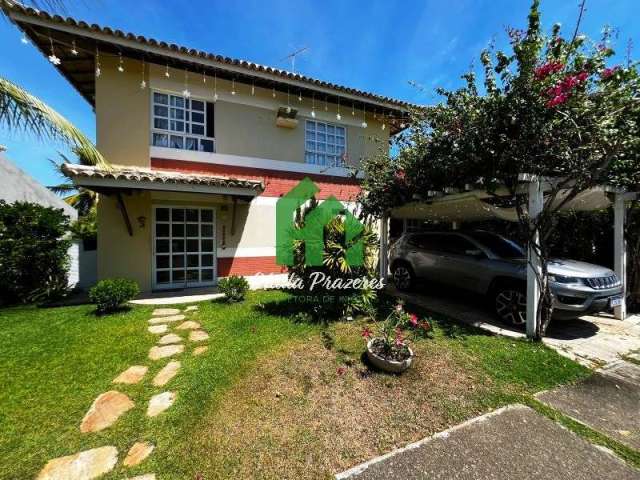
[153,206,216,290]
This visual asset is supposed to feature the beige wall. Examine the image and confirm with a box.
[95,60,389,168]
[97,189,269,291]
[96,56,150,168]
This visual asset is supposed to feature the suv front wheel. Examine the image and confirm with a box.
[494,286,526,326]
[392,263,414,291]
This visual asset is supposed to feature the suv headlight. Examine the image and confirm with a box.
[549,275,584,285]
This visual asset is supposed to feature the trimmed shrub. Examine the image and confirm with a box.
[218,275,250,302]
[89,278,140,313]
[0,201,71,305]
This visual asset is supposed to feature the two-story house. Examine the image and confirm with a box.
[6,4,410,292]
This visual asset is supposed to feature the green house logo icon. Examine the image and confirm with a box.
[276,177,364,267]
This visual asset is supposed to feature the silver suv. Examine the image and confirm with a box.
[389,230,623,325]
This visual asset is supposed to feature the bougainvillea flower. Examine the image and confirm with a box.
[601,66,619,79]
[361,326,373,339]
[409,314,419,327]
[534,61,564,80]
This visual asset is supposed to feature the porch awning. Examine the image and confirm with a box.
[62,163,264,196]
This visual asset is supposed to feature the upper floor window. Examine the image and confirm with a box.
[151,91,215,153]
[305,120,346,167]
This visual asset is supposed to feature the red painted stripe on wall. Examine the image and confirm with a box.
[151,158,361,201]
[217,256,287,277]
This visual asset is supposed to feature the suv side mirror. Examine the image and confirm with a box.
[465,248,485,258]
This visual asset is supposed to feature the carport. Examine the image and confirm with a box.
[377,175,638,338]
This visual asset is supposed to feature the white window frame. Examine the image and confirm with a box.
[304,119,347,167]
[152,205,217,290]
[150,90,215,153]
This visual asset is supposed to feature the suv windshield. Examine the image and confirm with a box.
[466,231,525,259]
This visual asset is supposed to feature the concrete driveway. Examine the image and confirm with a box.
[390,285,640,368]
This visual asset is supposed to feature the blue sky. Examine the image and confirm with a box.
[1,0,637,187]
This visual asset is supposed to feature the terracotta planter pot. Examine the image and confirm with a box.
[366,338,414,373]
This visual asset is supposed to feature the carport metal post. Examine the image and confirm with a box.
[379,214,389,280]
[526,177,544,338]
[613,192,628,320]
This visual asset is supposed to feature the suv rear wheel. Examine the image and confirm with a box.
[392,263,414,291]
[494,286,526,326]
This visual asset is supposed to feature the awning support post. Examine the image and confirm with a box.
[379,214,389,280]
[116,192,133,237]
[526,178,543,339]
[613,192,627,320]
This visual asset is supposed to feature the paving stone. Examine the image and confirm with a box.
[147,325,168,334]
[112,366,148,385]
[123,441,154,467]
[176,320,201,330]
[152,360,181,387]
[148,314,185,325]
[152,308,180,316]
[336,405,640,480]
[127,475,156,480]
[193,346,209,356]
[147,391,176,417]
[37,446,118,480]
[157,333,182,345]
[537,373,640,450]
[185,305,198,312]
[189,330,209,342]
[148,344,184,361]
[80,391,134,433]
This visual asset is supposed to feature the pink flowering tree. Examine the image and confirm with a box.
[361,0,639,338]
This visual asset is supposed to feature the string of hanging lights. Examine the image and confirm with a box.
[28,32,410,130]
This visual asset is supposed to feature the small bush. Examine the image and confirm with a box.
[218,275,250,302]
[89,278,140,313]
[0,201,71,305]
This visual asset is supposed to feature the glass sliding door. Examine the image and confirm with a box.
[153,206,216,290]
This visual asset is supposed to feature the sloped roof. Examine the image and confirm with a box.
[62,163,264,192]
[0,150,78,219]
[3,1,413,132]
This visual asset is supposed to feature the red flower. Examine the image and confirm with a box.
[361,326,373,339]
[601,66,619,79]
[546,93,569,108]
[576,71,589,82]
[337,366,346,375]
[409,314,419,327]
[534,61,564,80]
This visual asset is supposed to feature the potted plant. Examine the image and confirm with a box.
[362,303,431,373]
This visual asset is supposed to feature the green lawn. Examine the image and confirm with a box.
[0,291,590,479]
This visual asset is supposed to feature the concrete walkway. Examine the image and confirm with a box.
[336,405,640,480]
[391,285,640,368]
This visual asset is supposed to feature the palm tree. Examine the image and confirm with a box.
[0,76,107,168]
[48,156,97,216]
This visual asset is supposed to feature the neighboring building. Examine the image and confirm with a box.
[6,4,410,292]
[0,147,96,289]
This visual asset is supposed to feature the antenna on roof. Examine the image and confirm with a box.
[281,46,309,73]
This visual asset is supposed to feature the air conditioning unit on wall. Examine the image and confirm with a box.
[275,106,298,129]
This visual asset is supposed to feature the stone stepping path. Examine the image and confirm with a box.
[38,304,209,479]
[189,330,209,342]
[147,391,176,417]
[80,391,134,433]
[148,324,168,334]
[152,308,181,316]
[37,445,118,480]
[176,320,201,330]
[148,314,185,325]
[123,441,154,467]
[113,365,148,385]
[157,333,182,345]
[153,361,181,387]
[193,346,209,356]
[149,344,184,360]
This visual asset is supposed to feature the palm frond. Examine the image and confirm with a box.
[0,76,108,168]
[48,183,76,194]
